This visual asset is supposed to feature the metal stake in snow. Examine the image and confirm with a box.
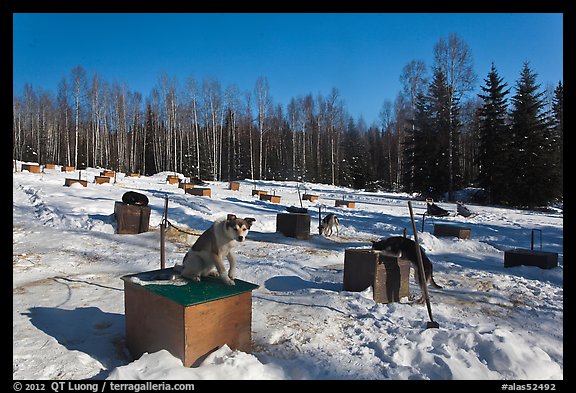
[408,201,439,329]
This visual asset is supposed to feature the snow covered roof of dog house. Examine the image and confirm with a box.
[121,268,259,307]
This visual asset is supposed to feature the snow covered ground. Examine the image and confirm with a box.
[13,162,563,380]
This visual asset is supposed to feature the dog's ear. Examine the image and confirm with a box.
[244,217,256,228]
[226,214,237,221]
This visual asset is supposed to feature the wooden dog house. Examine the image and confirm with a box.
[21,163,42,173]
[122,269,258,367]
[166,175,179,184]
[433,223,471,239]
[61,166,76,172]
[343,249,410,303]
[44,164,57,170]
[114,201,151,234]
[94,175,111,184]
[64,178,87,187]
[179,181,195,191]
[260,194,281,203]
[335,200,355,208]
[101,170,115,178]
[229,181,241,191]
[504,249,558,269]
[252,190,267,197]
[185,187,212,197]
[276,213,311,240]
[302,194,318,202]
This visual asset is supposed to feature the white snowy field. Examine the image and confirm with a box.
[13,162,563,380]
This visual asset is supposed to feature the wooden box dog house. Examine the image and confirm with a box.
[121,269,259,367]
[260,194,281,203]
[101,170,115,178]
[252,190,267,197]
[302,194,318,202]
[335,200,355,208]
[167,175,179,184]
[343,249,410,303]
[229,181,241,191]
[64,178,87,187]
[114,201,151,234]
[504,249,558,269]
[44,163,56,170]
[127,173,141,177]
[94,175,111,184]
[61,166,76,172]
[433,223,471,239]
[179,181,195,191]
[276,213,311,240]
[21,163,42,173]
[186,187,212,197]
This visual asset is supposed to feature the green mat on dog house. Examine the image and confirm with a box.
[121,267,259,306]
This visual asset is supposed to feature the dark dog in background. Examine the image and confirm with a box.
[122,191,149,206]
[371,236,442,300]
[319,213,339,237]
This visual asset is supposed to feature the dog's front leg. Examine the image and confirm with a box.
[213,254,235,286]
[226,252,236,281]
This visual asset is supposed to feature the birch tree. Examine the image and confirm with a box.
[433,33,476,200]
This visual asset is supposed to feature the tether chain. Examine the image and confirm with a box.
[164,218,202,236]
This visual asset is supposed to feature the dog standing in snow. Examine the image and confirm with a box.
[319,213,340,237]
[177,214,255,286]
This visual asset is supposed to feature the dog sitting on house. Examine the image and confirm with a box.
[176,214,255,286]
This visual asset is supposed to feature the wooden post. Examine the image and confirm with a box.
[408,201,438,329]
[160,196,168,270]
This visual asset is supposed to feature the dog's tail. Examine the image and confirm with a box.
[421,251,443,290]
[429,275,443,289]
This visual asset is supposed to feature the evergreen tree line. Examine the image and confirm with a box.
[13,34,562,208]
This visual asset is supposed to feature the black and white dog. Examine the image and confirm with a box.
[371,236,442,300]
[319,213,340,237]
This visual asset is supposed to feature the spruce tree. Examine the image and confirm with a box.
[476,63,511,204]
[427,68,452,198]
[551,82,563,199]
[508,63,556,208]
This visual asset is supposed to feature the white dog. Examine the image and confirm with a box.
[178,214,255,286]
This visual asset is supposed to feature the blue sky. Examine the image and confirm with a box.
[13,13,563,126]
